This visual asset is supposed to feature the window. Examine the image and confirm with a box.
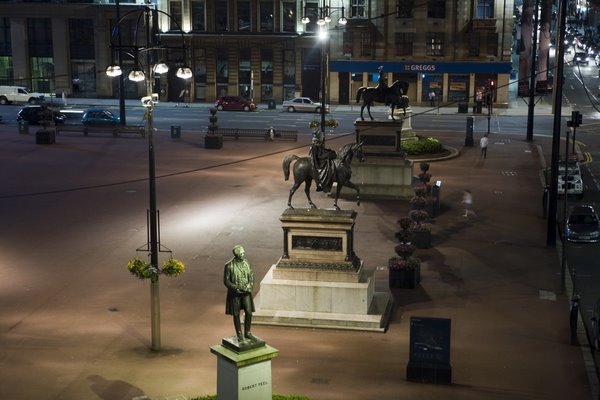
[215,0,228,32]
[361,32,372,57]
[261,49,273,100]
[216,48,228,97]
[487,32,498,56]
[469,32,480,56]
[427,0,445,18]
[477,0,494,18]
[237,0,250,31]
[169,1,182,31]
[396,0,413,18]
[239,49,251,98]
[395,32,414,56]
[28,18,52,57]
[343,31,353,55]
[426,32,444,56]
[0,17,11,55]
[304,1,318,32]
[283,49,295,99]
[282,1,296,32]
[260,1,274,32]
[351,0,366,18]
[69,19,94,60]
[191,0,206,31]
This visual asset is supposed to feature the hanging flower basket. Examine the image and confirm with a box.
[127,257,158,280]
[162,258,185,277]
[127,256,186,279]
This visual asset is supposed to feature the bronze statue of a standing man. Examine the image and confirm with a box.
[224,244,255,341]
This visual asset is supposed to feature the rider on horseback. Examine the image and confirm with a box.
[375,65,389,106]
[309,136,337,192]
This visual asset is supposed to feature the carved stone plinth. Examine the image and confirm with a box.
[210,341,278,400]
[355,108,415,157]
[253,209,393,332]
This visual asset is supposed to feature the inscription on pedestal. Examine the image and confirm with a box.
[292,236,342,251]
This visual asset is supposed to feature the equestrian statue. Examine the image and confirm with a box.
[356,66,410,121]
[283,139,365,210]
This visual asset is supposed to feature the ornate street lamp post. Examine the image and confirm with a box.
[302,2,347,140]
[106,4,192,351]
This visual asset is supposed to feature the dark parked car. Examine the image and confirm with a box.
[574,52,589,65]
[82,108,120,126]
[17,105,66,125]
[214,96,256,112]
[566,205,600,243]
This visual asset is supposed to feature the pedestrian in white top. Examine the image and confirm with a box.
[480,133,489,159]
[462,189,476,217]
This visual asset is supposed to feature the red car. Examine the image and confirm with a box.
[214,96,256,112]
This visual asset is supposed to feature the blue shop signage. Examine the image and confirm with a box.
[331,60,511,74]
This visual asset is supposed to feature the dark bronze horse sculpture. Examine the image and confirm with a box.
[283,142,365,210]
[356,80,410,121]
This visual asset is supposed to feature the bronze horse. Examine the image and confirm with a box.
[283,142,365,210]
[356,80,410,121]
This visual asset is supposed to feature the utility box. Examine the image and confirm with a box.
[465,117,474,146]
[18,120,29,134]
[170,125,181,138]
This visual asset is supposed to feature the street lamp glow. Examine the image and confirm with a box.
[338,17,348,25]
[128,68,146,82]
[106,65,122,77]
[318,28,329,41]
[301,16,310,24]
[153,62,169,74]
[176,67,193,80]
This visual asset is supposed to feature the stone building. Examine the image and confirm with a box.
[0,0,514,106]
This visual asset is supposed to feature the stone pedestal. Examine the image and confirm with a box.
[210,338,278,400]
[338,117,415,199]
[355,109,415,157]
[253,209,393,332]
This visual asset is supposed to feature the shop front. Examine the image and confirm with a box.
[330,60,512,107]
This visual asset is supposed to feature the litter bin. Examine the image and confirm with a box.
[18,120,29,134]
[170,125,181,138]
[465,116,474,146]
[267,99,276,110]
[458,102,468,113]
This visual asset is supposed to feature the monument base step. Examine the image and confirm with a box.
[253,290,393,332]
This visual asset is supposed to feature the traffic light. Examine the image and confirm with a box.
[568,111,583,127]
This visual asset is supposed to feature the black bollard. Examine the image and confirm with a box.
[570,295,580,345]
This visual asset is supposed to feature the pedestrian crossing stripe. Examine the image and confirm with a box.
[501,171,517,176]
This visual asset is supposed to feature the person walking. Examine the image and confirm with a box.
[480,133,489,159]
[428,89,436,107]
[462,189,476,217]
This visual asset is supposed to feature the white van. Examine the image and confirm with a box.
[0,86,45,105]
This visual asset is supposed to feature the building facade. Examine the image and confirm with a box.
[0,0,514,106]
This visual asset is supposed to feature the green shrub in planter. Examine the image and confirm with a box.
[401,136,442,155]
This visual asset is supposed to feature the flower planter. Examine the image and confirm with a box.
[205,134,223,149]
[36,129,55,144]
[411,229,431,249]
[389,265,421,289]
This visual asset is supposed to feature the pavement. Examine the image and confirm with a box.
[0,96,596,400]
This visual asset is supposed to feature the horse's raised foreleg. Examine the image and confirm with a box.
[304,179,317,209]
[340,181,360,207]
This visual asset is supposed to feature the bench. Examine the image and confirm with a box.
[55,124,145,137]
[214,128,298,141]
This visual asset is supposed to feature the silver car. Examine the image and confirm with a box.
[566,205,600,243]
[282,97,329,113]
